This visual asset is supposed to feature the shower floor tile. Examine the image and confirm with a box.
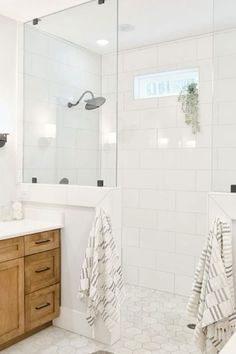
[2,285,200,354]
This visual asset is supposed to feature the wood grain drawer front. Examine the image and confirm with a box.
[24,230,59,256]
[25,249,60,294]
[25,284,59,331]
[0,258,24,345]
[0,237,24,263]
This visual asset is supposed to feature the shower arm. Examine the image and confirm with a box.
[68,90,95,108]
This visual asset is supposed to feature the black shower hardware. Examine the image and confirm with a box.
[0,134,9,148]
[67,90,106,110]
[33,18,41,25]
[98,0,105,4]
[59,178,69,184]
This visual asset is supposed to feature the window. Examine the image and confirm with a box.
[134,68,199,99]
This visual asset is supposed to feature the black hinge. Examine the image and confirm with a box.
[33,18,41,26]
[98,0,105,4]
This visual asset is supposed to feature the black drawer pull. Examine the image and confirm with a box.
[35,302,50,310]
[35,239,51,245]
[35,266,50,273]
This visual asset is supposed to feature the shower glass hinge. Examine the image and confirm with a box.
[33,18,41,25]
[98,0,105,4]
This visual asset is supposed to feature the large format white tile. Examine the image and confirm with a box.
[175,191,207,213]
[158,39,197,65]
[139,268,175,293]
[123,208,158,229]
[156,252,195,276]
[123,46,158,72]
[123,247,156,269]
[139,190,175,211]
[140,229,175,252]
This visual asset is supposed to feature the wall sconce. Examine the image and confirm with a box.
[0,134,9,148]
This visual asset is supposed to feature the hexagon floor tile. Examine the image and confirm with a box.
[1,285,201,354]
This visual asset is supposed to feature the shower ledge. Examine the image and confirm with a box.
[17,183,120,208]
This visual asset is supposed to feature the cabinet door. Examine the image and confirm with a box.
[25,249,60,294]
[0,258,24,345]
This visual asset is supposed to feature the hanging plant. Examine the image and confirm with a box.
[178,82,200,134]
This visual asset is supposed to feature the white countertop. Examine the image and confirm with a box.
[0,219,63,241]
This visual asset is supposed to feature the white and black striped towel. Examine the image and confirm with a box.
[79,208,125,331]
[187,219,236,354]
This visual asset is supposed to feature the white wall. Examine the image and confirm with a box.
[102,34,213,295]
[0,14,17,206]
[23,26,101,185]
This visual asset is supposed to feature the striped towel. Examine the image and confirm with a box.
[187,219,236,354]
[79,208,125,331]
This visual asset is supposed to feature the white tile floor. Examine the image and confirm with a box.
[2,285,200,354]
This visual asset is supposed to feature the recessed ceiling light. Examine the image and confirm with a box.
[119,24,135,32]
[96,39,109,46]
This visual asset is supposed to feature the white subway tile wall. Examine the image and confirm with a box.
[102,34,214,295]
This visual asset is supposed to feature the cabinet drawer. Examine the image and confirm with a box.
[0,237,24,263]
[24,230,59,256]
[25,249,60,294]
[25,284,59,331]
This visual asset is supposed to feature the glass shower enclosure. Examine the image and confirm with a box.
[22,0,118,187]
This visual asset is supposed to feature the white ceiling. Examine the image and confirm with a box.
[0,0,89,22]
[0,0,236,54]
[25,0,215,54]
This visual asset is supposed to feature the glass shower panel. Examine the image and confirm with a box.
[212,0,236,192]
[23,0,118,187]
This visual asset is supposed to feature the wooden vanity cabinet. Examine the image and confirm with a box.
[0,229,60,349]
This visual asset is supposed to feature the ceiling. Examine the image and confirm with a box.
[0,0,89,22]
[26,0,215,54]
[0,0,236,54]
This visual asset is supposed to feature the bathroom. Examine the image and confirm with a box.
[0,0,236,353]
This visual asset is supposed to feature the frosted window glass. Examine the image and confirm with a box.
[134,68,199,99]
